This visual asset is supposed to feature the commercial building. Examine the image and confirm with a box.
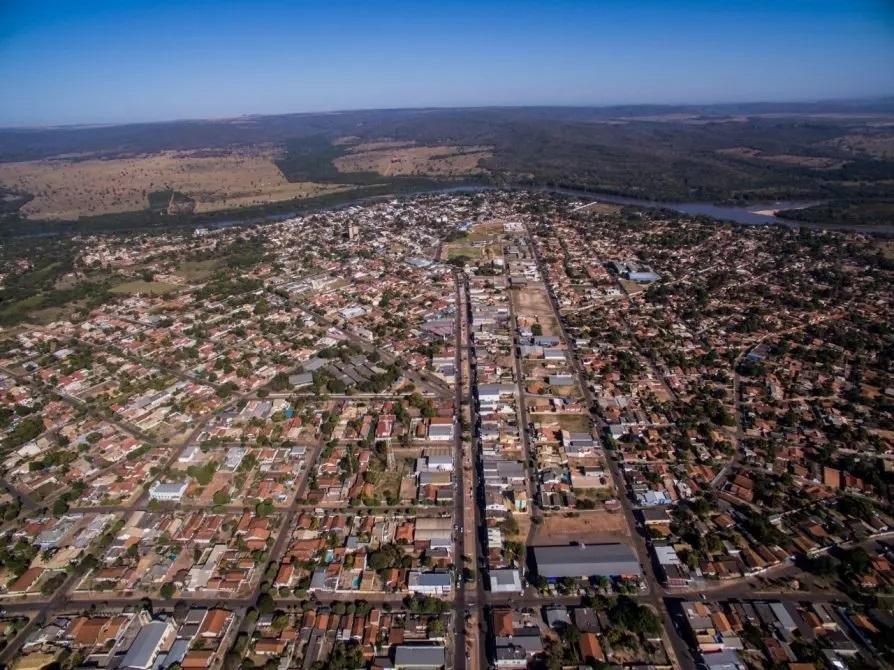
[407,571,453,596]
[148,481,188,502]
[532,543,642,580]
[394,644,446,669]
[488,568,523,593]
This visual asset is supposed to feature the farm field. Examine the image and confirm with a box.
[334,142,492,177]
[0,148,348,221]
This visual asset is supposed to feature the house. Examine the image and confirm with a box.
[477,384,516,403]
[579,632,606,664]
[120,620,176,670]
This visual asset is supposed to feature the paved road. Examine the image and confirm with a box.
[459,272,489,670]
[503,239,540,524]
[526,225,695,670]
[451,270,469,670]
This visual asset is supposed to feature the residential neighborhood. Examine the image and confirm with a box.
[0,190,892,670]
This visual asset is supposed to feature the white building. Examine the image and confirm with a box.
[149,481,188,502]
[489,568,524,593]
[408,571,453,596]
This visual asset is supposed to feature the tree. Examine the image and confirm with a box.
[255,498,274,517]
[609,596,660,636]
[52,498,69,516]
[160,582,176,599]
[256,592,276,615]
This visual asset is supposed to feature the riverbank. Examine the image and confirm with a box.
[2,182,892,240]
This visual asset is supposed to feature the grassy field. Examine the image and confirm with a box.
[176,259,220,282]
[109,280,180,295]
[0,148,348,221]
[446,242,483,260]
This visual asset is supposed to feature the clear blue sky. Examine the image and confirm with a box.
[1,0,892,127]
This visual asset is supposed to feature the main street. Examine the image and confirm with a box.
[451,270,469,670]
[456,270,489,670]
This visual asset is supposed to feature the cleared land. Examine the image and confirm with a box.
[822,132,894,158]
[529,412,593,433]
[514,288,560,335]
[530,511,630,545]
[334,143,492,177]
[109,280,180,295]
[717,146,846,169]
[0,148,347,220]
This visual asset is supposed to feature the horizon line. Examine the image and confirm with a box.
[2,94,893,132]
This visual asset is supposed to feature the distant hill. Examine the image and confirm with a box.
[1,100,893,232]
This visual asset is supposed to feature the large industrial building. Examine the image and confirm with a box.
[532,543,642,580]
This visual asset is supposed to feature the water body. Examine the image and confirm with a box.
[573,193,818,225]
[7,184,893,238]
[537,187,893,235]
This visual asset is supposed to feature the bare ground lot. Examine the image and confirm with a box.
[0,148,347,220]
[513,288,560,335]
[334,143,492,177]
[529,412,593,433]
[530,510,631,545]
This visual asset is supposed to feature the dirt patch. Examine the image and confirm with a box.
[514,288,559,335]
[334,144,492,177]
[468,221,505,241]
[530,412,592,433]
[530,510,631,545]
[0,148,347,220]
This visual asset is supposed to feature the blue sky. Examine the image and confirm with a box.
[1,0,893,126]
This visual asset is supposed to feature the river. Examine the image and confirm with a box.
[7,184,893,239]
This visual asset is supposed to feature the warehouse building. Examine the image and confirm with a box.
[532,543,642,580]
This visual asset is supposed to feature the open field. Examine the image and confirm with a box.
[109,280,180,295]
[334,143,492,177]
[445,241,483,260]
[529,412,593,433]
[176,259,221,281]
[514,287,560,335]
[0,148,347,221]
[468,221,505,241]
[530,510,630,545]
[717,146,846,169]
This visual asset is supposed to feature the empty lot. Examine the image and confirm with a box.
[530,510,631,545]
